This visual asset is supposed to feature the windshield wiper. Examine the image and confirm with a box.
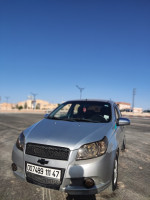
[48,117,100,123]
[71,118,99,123]
[62,118,77,122]
[48,117,76,122]
[48,116,62,120]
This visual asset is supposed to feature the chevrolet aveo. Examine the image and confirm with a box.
[12,100,130,195]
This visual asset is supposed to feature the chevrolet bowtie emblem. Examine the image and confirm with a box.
[37,159,49,165]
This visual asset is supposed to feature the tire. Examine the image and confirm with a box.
[112,155,118,191]
[67,195,96,200]
[106,155,118,193]
[121,138,126,151]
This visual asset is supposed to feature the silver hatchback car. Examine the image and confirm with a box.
[12,100,130,195]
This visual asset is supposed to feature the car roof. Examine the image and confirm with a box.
[65,99,115,105]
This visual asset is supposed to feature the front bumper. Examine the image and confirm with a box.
[12,144,115,195]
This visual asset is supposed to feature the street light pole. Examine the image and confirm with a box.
[31,93,38,110]
[5,96,10,110]
[0,96,1,110]
[5,96,10,103]
[76,85,85,99]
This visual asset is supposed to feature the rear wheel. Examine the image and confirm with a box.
[121,137,126,151]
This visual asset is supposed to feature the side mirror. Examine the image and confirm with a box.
[117,118,130,126]
[44,114,49,118]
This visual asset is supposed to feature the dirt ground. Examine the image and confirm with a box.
[0,113,149,200]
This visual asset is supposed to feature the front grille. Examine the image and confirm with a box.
[26,143,70,161]
[26,168,65,190]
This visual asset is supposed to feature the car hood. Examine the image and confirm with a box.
[25,119,112,150]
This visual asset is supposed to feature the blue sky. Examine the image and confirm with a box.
[0,0,150,109]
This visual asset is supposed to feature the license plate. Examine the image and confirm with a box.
[26,163,61,180]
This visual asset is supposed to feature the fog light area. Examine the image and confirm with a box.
[84,178,95,188]
[11,163,17,171]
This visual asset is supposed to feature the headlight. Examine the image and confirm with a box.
[16,132,25,151]
[76,137,108,160]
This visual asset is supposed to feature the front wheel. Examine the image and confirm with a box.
[106,155,118,193]
[112,156,118,191]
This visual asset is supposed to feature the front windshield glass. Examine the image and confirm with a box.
[48,101,112,123]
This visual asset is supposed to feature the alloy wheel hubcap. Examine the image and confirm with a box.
[114,159,118,184]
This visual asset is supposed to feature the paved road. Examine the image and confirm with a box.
[0,114,150,200]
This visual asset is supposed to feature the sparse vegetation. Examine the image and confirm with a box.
[36,103,40,109]
[24,102,27,109]
[18,106,23,110]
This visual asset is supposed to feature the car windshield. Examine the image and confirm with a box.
[48,101,111,123]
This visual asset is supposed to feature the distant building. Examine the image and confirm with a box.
[0,99,58,111]
[133,107,143,113]
[116,102,143,113]
[116,102,131,110]
[0,103,15,110]
[17,99,58,110]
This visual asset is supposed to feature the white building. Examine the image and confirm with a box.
[116,102,131,110]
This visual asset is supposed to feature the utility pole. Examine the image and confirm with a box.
[76,85,85,99]
[132,88,136,112]
[5,96,10,110]
[31,93,38,110]
[5,96,10,103]
[0,96,1,110]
